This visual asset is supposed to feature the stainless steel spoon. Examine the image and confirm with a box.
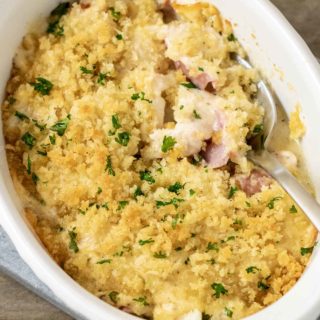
[235,54,320,230]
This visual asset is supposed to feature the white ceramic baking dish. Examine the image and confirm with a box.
[1,0,320,319]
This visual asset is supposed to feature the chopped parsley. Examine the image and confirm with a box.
[156,198,184,209]
[206,242,219,252]
[168,182,184,195]
[21,132,36,149]
[15,111,29,121]
[189,189,196,196]
[108,291,119,303]
[133,296,149,306]
[32,119,46,131]
[245,201,251,207]
[198,67,205,72]
[68,229,79,253]
[108,7,121,21]
[225,307,233,318]
[50,114,71,136]
[181,82,197,89]
[97,187,102,194]
[161,135,176,153]
[253,123,264,134]
[30,77,53,96]
[102,202,109,210]
[139,238,155,246]
[290,205,298,214]
[153,251,167,259]
[228,186,238,199]
[37,150,47,156]
[140,170,155,184]
[117,200,129,211]
[133,186,144,199]
[116,33,123,40]
[115,131,130,146]
[97,72,108,85]
[246,266,260,274]
[49,134,56,145]
[227,33,237,42]
[257,280,270,290]
[131,92,152,103]
[96,259,112,264]
[27,155,32,175]
[112,114,121,130]
[8,96,16,105]
[105,155,115,176]
[50,2,70,17]
[47,21,64,36]
[172,213,184,229]
[193,109,202,119]
[301,246,315,256]
[267,196,282,209]
[191,154,203,166]
[80,66,93,74]
[211,283,228,298]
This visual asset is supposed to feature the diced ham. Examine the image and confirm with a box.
[157,0,177,23]
[174,60,216,92]
[237,169,271,196]
[203,142,229,168]
[80,2,90,9]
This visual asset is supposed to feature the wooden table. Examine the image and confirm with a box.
[1,1,320,319]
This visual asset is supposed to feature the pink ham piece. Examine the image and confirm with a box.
[237,169,271,196]
[174,60,216,92]
[203,142,229,169]
[158,0,177,22]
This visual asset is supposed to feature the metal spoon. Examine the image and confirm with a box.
[235,54,320,230]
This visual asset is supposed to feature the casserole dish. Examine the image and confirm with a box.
[1,0,320,319]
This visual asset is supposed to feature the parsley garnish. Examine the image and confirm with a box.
[225,307,233,318]
[49,134,56,145]
[97,187,102,194]
[202,313,212,320]
[290,205,298,214]
[21,132,36,149]
[115,131,130,146]
[156,198,184,209]
[109,7,121,21]
[50,2,70,17]
[8,96,16,105]
[206,242,219,252]
[97,72,107,85]
[253,123,264,134]
[267,197,282,209]
[246,266,260,274]
[68,229,79,253]
[139,238,155,246]
[32,119,46,131]
[133,296,149,306]
[168,182,184,195]
[80,66,93,74]
[257,280,270,290]
[153,251,167,259]
[301,246,314,256]
[181,82,197,89]
[191,154,203,166]
[189,189,196,196]
[112,114,121,130]
[15,111,29,121]
[131,92,152,103]
[105,155,115,176]
[96,259,112,264]
[140,170,155,184]
[211,283,228,298]
[47,21,64,36]
[116,33,123,40]
[30,77,53,96]
[161,135,176,153]
[50,114,71,136]
[198,67,205,72]
[117,200,129,211]
[227,33,237,42]
[108,291,119,303]
[228,186,238,199]
[37,150,47,156]
[134,186,144,199]
[27,155,32,175]
[102,202,109,210]
[172,213,183,229]
[193,110,202,119]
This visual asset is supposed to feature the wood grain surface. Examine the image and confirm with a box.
[1,1,320,319]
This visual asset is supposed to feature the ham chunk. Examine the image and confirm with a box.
[237,169,271,196]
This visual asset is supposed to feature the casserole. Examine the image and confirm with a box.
[1,0,320,319]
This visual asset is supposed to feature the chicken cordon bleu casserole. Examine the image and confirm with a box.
[1,0,317,319]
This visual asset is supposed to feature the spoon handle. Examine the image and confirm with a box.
[249,150,320,231]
